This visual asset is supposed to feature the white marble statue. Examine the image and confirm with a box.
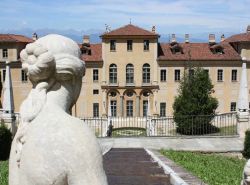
[242,160,250,185]
[9,34,108,185]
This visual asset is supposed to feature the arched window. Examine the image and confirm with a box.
[142,63,150,83]
[126,64,134,84]
[109,64,117,84]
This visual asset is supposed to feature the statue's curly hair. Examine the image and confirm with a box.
[15,34,85,166]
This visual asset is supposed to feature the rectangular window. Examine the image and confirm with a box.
[204,69,209,75]
[21,70,28,82]
[160,102,166,117]
[93,89,99,95]
[93,69,98,82]
[2,69,6,82]
[110,40,116,51]
[143,65,150,84]
[160,69,166,82]
[126,100,133,117]
[175,69,180,81]
[143,40,149,51]
[143,100,148,117]
[232,70,237,81]
[2,49,8,58]
[217,69,223,81]
[110,100,117,117]
[230,102,236,112]
[127,40,133,51]
[93,103,99,117]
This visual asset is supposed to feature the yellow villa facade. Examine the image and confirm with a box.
[1,25,250,117]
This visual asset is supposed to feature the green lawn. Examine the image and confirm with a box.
[112,127,146,137]
[161,150,246,185]
[0,161,8,185]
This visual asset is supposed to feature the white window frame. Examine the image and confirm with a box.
[93,103,99,117]
[174,69,181,81]
[2,49,8,59]
[217,69,223,82]
[231,69,237,82]
[93,69,99,82]
[160,69,167,82]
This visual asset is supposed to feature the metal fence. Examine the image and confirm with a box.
[81,113,238,137]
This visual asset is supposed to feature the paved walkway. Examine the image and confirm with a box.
[103,148,170,185]
[98,137,244,153]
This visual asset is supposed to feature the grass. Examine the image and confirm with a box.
[161,150,246,185]
[112,127,146,137]
[0,160,8,185]
[218,125,237,135]
[163,125,237,136]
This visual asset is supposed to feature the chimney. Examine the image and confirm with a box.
[209,34,215,44]
[221,34,225,42]
[83,35,90,46]
[152,26,156,33]
[185,34,189,43]
[32,33,38,41]
[171,34,176,43]
[247,25,250,33]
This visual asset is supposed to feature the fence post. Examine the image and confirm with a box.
[237,59,249,138]
[237,111,249,138]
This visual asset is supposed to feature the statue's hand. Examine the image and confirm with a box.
[20,43,56,82]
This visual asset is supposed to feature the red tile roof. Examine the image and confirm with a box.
[81,44,102,62]
[0,34,33,43]
[224,32,250,43]
[101,24,159,38]
[158,42,241,61]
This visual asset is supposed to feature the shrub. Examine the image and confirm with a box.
[243,130,250,158]
[173,68,218,135]
[0,124,12,160]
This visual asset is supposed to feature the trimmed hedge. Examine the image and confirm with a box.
[0,124,12,161]
[243,130,250,159]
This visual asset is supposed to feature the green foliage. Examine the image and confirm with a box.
[0,124,12,160]
[243,130,250,158]
[161,150,246,185]
[0,161,8,185]
[173,68,218,135]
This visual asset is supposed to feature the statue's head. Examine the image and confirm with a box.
[20,34,85,119]
[21,34,85,103]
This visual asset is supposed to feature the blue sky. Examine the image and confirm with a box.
[0,0,249,34]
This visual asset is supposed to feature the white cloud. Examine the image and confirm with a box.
[0,0,249,32]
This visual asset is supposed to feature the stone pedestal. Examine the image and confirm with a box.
[237,59,250,138]
[2,113,17,134]
[242,160,250,185]
[237,111,249,138]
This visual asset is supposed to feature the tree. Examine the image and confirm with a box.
[173,68,218,135]
[0,123,12,160]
